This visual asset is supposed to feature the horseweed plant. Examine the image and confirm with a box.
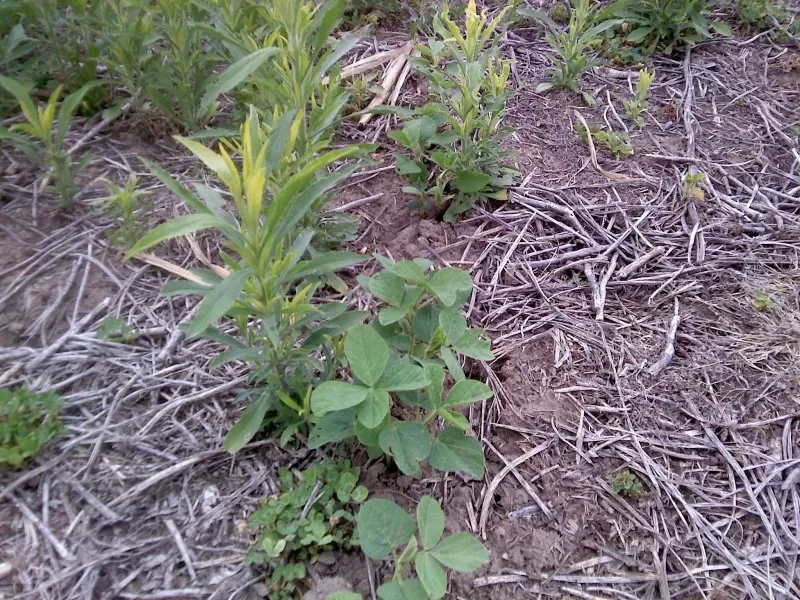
[309,257,493,479]
[95,176,152,249]
[622,68,655,127]
[0,75,96,208]
[391,0,517,221]
[522,0,621,95]
[247,460,368,598]
[126,109,371,452]
[354,496,489,599]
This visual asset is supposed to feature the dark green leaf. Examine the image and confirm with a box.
[378,421,432,477]
[183,269,251,338]
[376,360,430,392]
[444,380,493,408]
[439,308,467,345]
[430,532,489,572]
[223,393,271,452]
[287,251,366,281]
[200,47,280,117]
[451,329,494,360]
[415,552,447,599]
[357,389,390,429]
[378,307,408,326]
[454,170,490,194]
[417,496,445,550]
[345,325,390,387]
[308,408,357,449]
[356,499,415,559]
[427,268,472,307]
[368,271,406,306]
[310,382,368,415]
[428,428,485,478]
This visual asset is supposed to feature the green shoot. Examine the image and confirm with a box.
[622,69,654,127]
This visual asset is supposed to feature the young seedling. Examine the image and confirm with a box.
[610,469,646,497]
[575,121,634,160]
[682,171,705,202]
[1,387,64,468]
[0,76,97,209]
[355,496,489,599]
[753,291,776,311]
[95,176,152,249]
[522,0,621,96]
[622,69,655,127]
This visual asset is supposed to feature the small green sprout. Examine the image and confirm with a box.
[623,69,655,127]
[753,291,776,311]
[610,469,646,497]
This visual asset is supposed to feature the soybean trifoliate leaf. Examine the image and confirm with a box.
[439,307,467,345]
[368,271,405,306]
[423,362,446,408]
[428,428,485,478]
[345,325,390,386]
[378,307,408,326]
[356,413,388,447]
[454,170,491,194]
[440,346,466,381]
[417,496,445,550]
[412,304,441,343]
[378,421,432,477]
[439,408,471,431]
[388,260,428,284]
[451,328,494,360]
[376,359,430,392]
[396,534,418,566]
[444,380,493,408]
[356,499,415,560]
[357,389,390,429]
[430,532,489,571]
[427,268,473,307]
[415,552,447,599]
[311,381,368,415]
[308,408,357,449]
[377,579,428,600]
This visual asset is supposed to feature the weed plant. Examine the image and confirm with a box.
[622,69,655,127]
[575,121,634,160]
[95,176,152,249]
[1,387,64,468]
[391,0,517,221]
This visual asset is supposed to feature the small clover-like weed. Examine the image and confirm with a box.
[736,0,790,34]
[247,460,368,598]
[355,496,489,599]
[753,291,777,311]
[97,316,138,343]
[622,69,655,127]
[682,171,705,202]
[610,469,646,497]
[1,387,64,468]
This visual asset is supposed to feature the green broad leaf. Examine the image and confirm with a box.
[440,347,465,381]
[417,496,445,550]
[454,170,490,194]
[378,307,408,326]
[357,389,391,429]
[223,392,272,452]
[356,413,389,446]
[388,260,428,285]
[356,499,416,560]
[345,325,390,387]
[0,75,40,132]
[395,153,422,175]
[199,47,279,117]
[376,360,430,392]
[368,271,406,306]
[427,268,472,307]
[423,363,446,408]
[183,269,251,338]
[428,428,485,478]
[439,409,471,431]
[412,304,441,343]
[125,214,228,258]
[711,21,731,36]
[451,329,494,361]
[439,308,467,345]
[302,310,368,349]
[415,552,447,599]
[308,408,357,449]
[444,380,493,408]
[310,382,369,415]
[378,421,432,477]
[327,593,363,600]
[627,26,653,43]
[377,579,429,600]
[287,251,366,281]
[430,532,489,572]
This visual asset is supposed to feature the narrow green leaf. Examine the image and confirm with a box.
[223,393,271,452]
[415,552,447,599]
[184,269,251,338]
[440,347,465,381]
[430,532,489,572]
[125,214,226,258]
[141,158,211,215]
[356,499,415,560]
[57,82,100,143]
[264,109,297,174]
[444,380,493,408]
[310,381,369,416]
[199,47,280,117]
[345,325,390,387]
[428,428,485,478]
[287,251,366,281]
[357,389,390,429]
[417,496,445,550]
[378,421,432,477]
[439,408,471,431]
